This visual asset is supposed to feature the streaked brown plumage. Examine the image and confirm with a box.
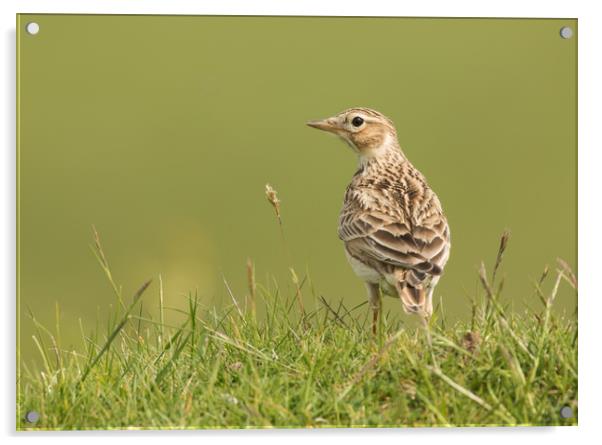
[307,107,450,332]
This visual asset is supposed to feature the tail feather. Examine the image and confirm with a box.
[396,282,429,315]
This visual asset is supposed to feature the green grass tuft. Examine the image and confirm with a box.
[17,228,577,430]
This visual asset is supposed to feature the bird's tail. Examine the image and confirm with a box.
[395,282,430,317]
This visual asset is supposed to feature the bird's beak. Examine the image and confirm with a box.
[306,117,340,134]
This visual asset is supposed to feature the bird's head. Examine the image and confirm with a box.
[306,107,399,158]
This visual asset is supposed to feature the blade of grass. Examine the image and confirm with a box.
[79,279,151,384]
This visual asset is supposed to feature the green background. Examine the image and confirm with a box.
[18,15,577,363]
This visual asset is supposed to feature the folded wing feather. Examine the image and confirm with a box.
[338,189,450,280]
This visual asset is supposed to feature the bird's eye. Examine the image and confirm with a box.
[351,116,364,127]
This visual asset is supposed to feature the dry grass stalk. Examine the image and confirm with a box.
[479,261,494,299]
[265,184,282,224]
[222,276,244,320]
[492,230,510,284]
[290,268,306,320]
[319,296,350,329]
[92,225,109,268]
[478,235,535,360]
[557,257,577,290]
[427,366,490,410]
[91,225,125,309]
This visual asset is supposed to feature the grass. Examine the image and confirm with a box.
[17,192,578,430]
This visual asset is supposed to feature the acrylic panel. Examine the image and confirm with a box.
[17,14,577,430]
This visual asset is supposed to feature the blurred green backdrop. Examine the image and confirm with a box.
[18,15,577,363]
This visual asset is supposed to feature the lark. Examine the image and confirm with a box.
[307,108,450,333]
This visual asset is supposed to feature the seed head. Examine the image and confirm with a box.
[462,331,481,354]
[265,184,281,222]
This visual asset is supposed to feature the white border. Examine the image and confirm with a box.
[0,0,589,17]
[2,1,600,444]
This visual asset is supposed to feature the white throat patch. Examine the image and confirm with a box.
[358,133,394,166]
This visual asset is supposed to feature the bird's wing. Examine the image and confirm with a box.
[339,185,450,276]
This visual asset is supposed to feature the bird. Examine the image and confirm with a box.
[307,107,450,333]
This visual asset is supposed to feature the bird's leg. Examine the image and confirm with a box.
[366,282,381,335]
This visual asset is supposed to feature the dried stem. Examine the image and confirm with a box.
[492,230,510,285]
[290,268,307,323]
